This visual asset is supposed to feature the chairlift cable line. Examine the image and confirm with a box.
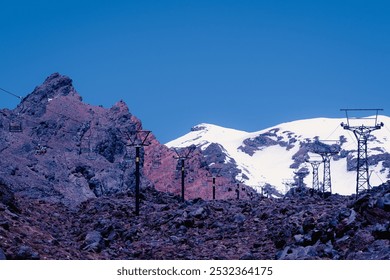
[0,87,23,100]
[45,106,89,126]
[1,85,95,127]
[345,130,358,146]
[324,124,342,141]
[2,86,146,144]
[16,112,85,136]
[384,125,390,137]
[373,171,385,184]
[45,106,130,135]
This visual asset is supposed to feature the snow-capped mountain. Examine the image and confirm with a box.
[166,116,390,195]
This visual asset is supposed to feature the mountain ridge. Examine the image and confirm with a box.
[166,116,390,195]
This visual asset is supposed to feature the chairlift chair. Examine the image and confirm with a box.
[8,100,24,133]
[1,88,24,133]
[9,121,23,132]
[86,148,98,160]
[35,143,47,155]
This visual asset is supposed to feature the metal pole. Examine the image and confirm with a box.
[135,146,140,215]
[212,177,216,200]
[181,158,185,202]
[124,129,151,216]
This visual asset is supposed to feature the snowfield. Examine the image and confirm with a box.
[166,116,390,195]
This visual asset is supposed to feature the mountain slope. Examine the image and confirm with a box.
[166,117,390,195]
[0,73,159,207]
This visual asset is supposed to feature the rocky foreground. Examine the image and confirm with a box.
[1,181,389,260]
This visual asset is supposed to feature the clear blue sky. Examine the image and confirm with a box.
[1,0,389,143]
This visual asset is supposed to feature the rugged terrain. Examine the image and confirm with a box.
[0,73,389,260]
[1,180,389,260]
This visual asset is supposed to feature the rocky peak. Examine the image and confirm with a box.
[111,100,129,112]
[0,73,156,207]
[20,73,81,117]
[191,123,209,131]
[37,72,78,99]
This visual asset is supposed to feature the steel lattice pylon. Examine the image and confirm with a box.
[306,159,322,191]
[341,109,384,195]
[313,141,340,195]
[294,170,309,189]
[356,131,370,192]
[322,156,332,193]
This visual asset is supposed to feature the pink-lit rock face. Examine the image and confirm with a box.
[1,73,144,206]
[144,144,255,201]
[0,73,253,208]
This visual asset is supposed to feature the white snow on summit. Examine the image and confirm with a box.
[166,116,390,195]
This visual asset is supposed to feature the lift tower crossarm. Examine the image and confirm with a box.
[123,129,151,216]
[340,109,384,195]
[173,146,195,202]
[208,167,222,200]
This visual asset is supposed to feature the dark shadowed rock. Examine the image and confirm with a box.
[0,181,18,213]
[371,223,389,239]
[381,193,390,211]
[15,245,40,260]
[0,248,6,260]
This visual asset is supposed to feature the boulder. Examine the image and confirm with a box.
[15,245,40,260]
[82,231,104,252]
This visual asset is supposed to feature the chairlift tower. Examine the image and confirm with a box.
[123,129,151,216]
[313,140,340,194]
[173,146,195,202]
[235,182,240,200]
[341,109,384,195]
[294,170,309,189]
[305,159,323,192]
[208,167,221,200]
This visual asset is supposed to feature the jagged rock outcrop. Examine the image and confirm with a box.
[0,73,153,207]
